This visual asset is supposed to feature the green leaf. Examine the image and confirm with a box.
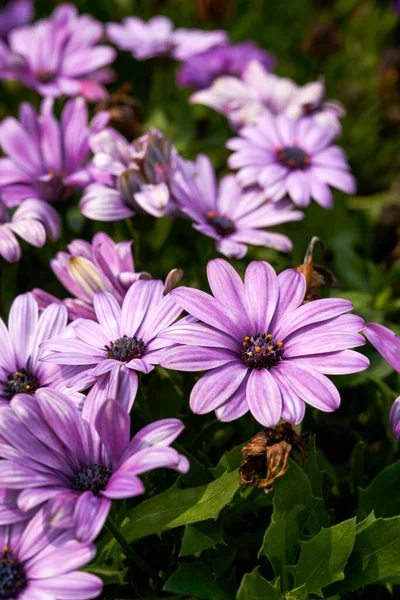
[210,444,243,478]
[356,510,376,534]
[236,568,283,600]
[122,470,240,542]
[284,584,308,599]
[163,561,231,600]
[303,437,325,499]
[259,461,328,576]
[179,520,225,557]
[288,518,356,596]
[330,516,400,595]
[358,460,400,518]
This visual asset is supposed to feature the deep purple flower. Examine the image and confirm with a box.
[0,0,33,41]
[33,232,151,320]
[0,97,109,209]
[0,292,83,407]
[2,3,116,100]
[173,154,303,258]
[107,15,226,61]
[177,41,276,90]
[227,113,356,208]
[159,259,369,426]
[364,322,400,439]
[0,390,189,542]
[41,280,183,400]
[0,198,59,263]
[0,508,102,598]
[80,128,180,220]
[191,60,344,133]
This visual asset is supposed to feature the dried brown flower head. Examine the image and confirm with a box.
[195,0,234,22]
[303,20,342,57]
[296,236,336,304]
[239,423,311,494]
[95,84,143,140]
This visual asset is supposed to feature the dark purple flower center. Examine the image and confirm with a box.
[3,369,39,400]
[72,464,112,496]
[36,69,57,83]
[276,146,311,170]
[37,169,72,203]
[0,547,27,599]
[104,335,145,362]
[241,333,284,370]
[207,211,235,236]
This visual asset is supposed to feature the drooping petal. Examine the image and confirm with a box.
[364,323,400,372]
[390,397,400,440]
[275,362,340,412]
[73,492,111,543]
[95,399,130,468]
[246,368,282,426]
[189,361,248,414]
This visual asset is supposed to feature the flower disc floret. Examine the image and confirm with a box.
[0,547,27,599]
[207,212,236,236]
[3,369,39,400]
[104,335,145,362]
[241,333,284,369]
[73,464,112,496]
[276,146,310,170]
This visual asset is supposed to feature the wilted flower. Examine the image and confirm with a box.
[0,0,33,41]
[0,508,103,598]
[0,292,84,407]
[0,390,189,542]
[2,3,116,100]
[107,15,226,61]
[80,128,180,220]
[364,323,400,439]
[191,60,344,133]
[41,280,183,398]
[239,423,310,493]
[227,113,356,208]
[176,41,276,90]
[295,236,337,303]
[33,232,152,320]
[173,154,303,258]
[0,97,109,209]
[160,259,369,426]
[0,198,60,263]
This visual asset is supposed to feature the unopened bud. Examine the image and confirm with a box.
[163,269,184,295]
[296,236,336,304]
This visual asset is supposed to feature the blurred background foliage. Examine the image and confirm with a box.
[1,1,400,598]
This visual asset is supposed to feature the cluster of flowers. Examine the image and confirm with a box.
[0,2,398,598]
[0,1,355,263]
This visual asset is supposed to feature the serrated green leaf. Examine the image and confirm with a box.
[329,516,400,595]
[259,461,329,576]
[358,460,400,519]
[284,584,308,599]
[236,568,283,600]
[122,470,240,542]
[163,561,231,600]
[356,511,376,534]
[210,444,243,478]
[288,518,356,596]
[179,520,225,557]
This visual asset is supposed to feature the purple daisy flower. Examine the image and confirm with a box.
[191,60,344,133]
[107,15,226,62]
[0,0,33,41]
[0,198,59,263]
[173,154,303,258]
[0,97,109,209]
[33,232,152,321]
[80,128,180,220]
[0,508,102,598]
[3,3,116,100]
[0,292,83,407]
[364,323,400,439]
[159,259,369,426]
[227,113,356,209]
[41,279,183,399]
[177,41,276,90]
[0,390,188,542]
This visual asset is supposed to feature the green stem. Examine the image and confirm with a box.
[105,516,161,585]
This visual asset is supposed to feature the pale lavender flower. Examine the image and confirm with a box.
[0,508,102,598]
[80,128,179,220]
[160,259,369,427]
[0,292,81,407]
[0,198,60,263]
[0,390,188,542]
[177,41,276,90]
[364,322,400,439]
[0,97,109,208]
[2,3,116,100]
[41,279,183,398]
[191,60,344,133]
[227,113,356,208]
[0,0,33,41]
[173,154,303,258]
[33,232,151,321]
[107,15,226,61]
